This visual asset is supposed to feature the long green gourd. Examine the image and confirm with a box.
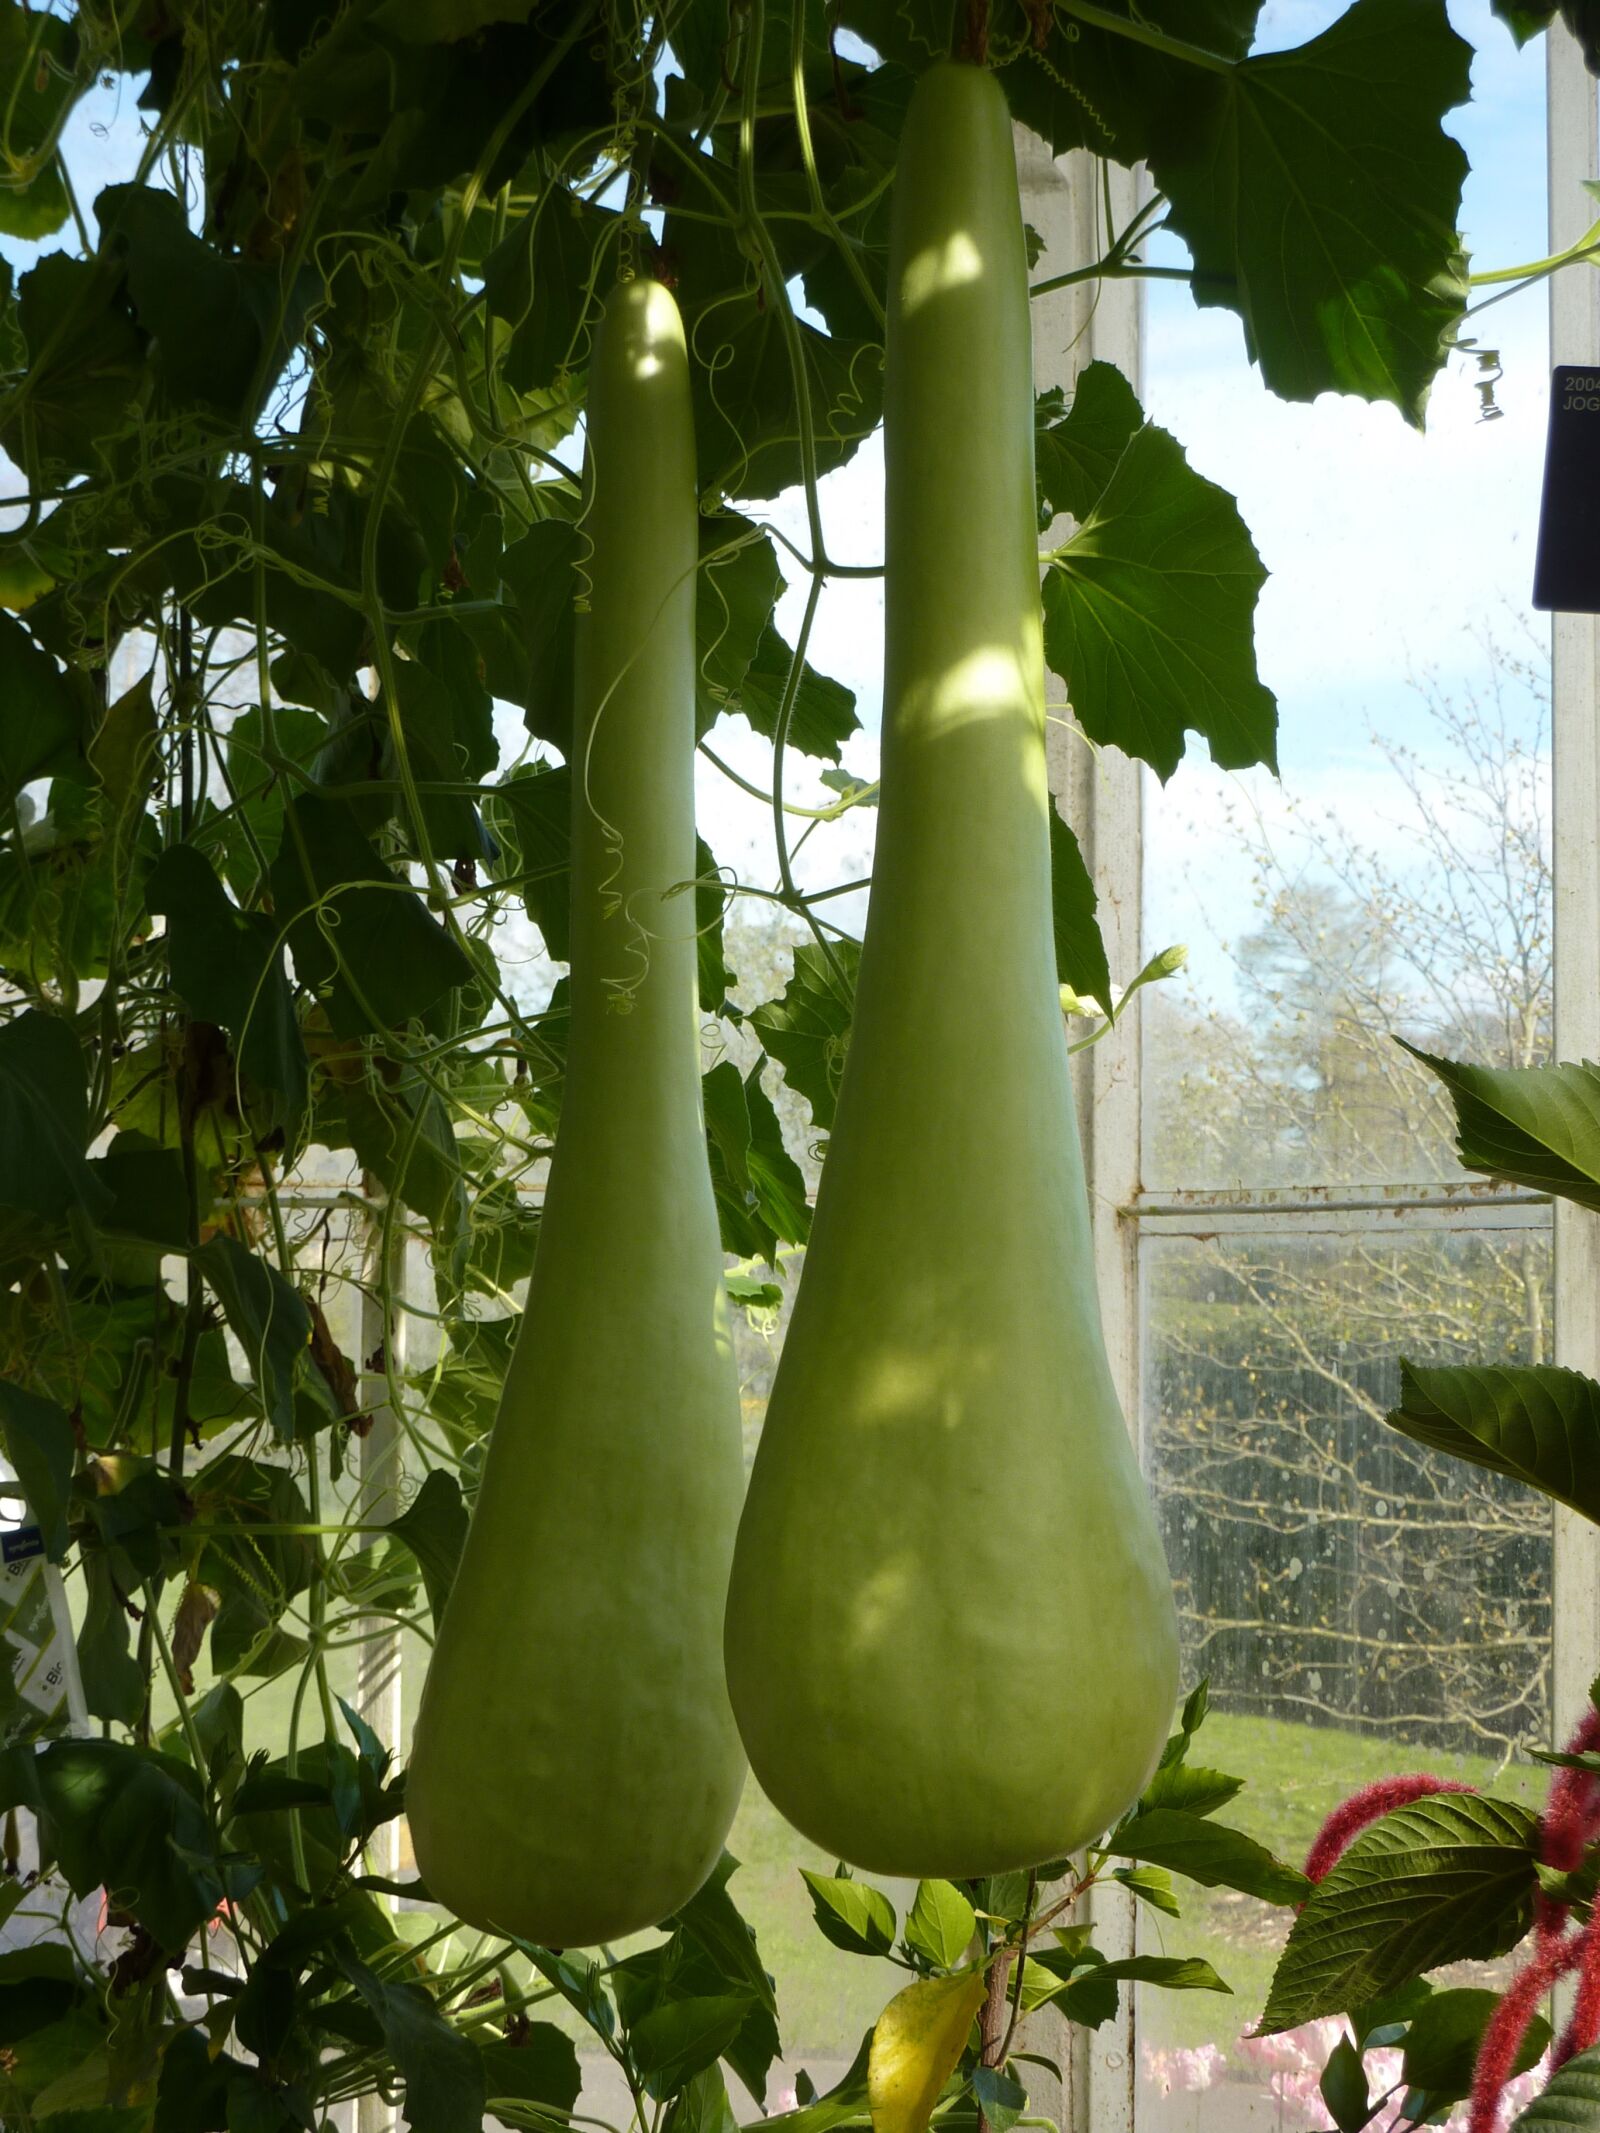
[407,279,746,1945]
[723,62,1179,1879]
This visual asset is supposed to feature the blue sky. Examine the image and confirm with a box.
[1139,0,1556,1004]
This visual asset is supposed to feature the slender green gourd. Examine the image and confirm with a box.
[407,279,746,1944]
[723,64,1180,1879]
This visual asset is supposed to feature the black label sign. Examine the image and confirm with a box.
[1533,364,1600,612]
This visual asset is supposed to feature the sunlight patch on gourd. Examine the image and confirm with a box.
[845,1554,915,1657]
[851,1342,991,1433]
[899,229,984,315]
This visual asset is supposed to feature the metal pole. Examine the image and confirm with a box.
[356,1178,408,2133]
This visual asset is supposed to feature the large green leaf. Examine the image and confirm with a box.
[98,184,309,419]
[0,613,86,800]
[0,1383,74,1561]
[485,761,571,960]
[147,845,308,1125]
[1386,1359,1600,1522]
[0,1737,258,1951]
[1402,1987,1548,2114]
[1494,3,1600,68]
[1035,363,1144,527]
[1044,420,1276,780]
[333,1945,486,2133]
[748,940,859,1135]
[0,1010,109,1229]
[695,520,860,760]
[8,252,147,479]
[631,1994,755,2099]
[269,792,474,1037]
[905,1880,977,1970]
[1151,0,1472,422]
[190,1235,310,1445]
[385,1471,468,1627]
[1398,1043,1600,1208]
[1049,812,1112,1012]
[481,186,619,390]
[190,1454,315,1677]
[800,1870,896,1956]
[1259,1792,1539,2034]
[0,5,81,240]
[704,1059,811,1259]
[480,2024,582,2117]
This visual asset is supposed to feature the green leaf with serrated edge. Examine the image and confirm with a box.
[190,1235,309,1445]
[1397,1043,1600,1209]
[1109,1808,1308,1907]
[0,1383,74,1561]
[1138,1763,1244,1818]
[906,1880,977,1970]
[1402,1988,1548,2111]
[801,1869,896,1956]
[1509,2041,1600,2127]
[1049,810,1112,1012]
[750,940,860,1135]
[1385,1359,1600,1523]
[385,1471,468,1628]
[737,623,860,765]
[1158,0,1471,421]
[1044,421,1277,782]
[1258,1793,1538,2035]
[1036,363,1144,526]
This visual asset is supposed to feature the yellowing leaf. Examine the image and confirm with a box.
[867,1970,985,2133]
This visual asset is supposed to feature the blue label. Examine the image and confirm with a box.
[1,1528,43,1566]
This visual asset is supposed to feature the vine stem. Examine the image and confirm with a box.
[1056,0,1233,73]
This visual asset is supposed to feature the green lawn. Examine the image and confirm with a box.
[1134,1711,1544,2054]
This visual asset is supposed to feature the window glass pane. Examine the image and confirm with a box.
[1136,1224,1552,2120]
[1139,11,1550,1191]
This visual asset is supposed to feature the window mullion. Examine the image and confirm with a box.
[1547,21,1600,1741]
[1019,124,1147,2133]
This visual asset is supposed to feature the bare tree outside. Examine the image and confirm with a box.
[1145,637,1553,1764]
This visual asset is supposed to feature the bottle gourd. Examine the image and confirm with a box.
[723,63,1180,1879]
[407,280,746,1945]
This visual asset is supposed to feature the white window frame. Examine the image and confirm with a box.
[1030,23,1598,2123]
